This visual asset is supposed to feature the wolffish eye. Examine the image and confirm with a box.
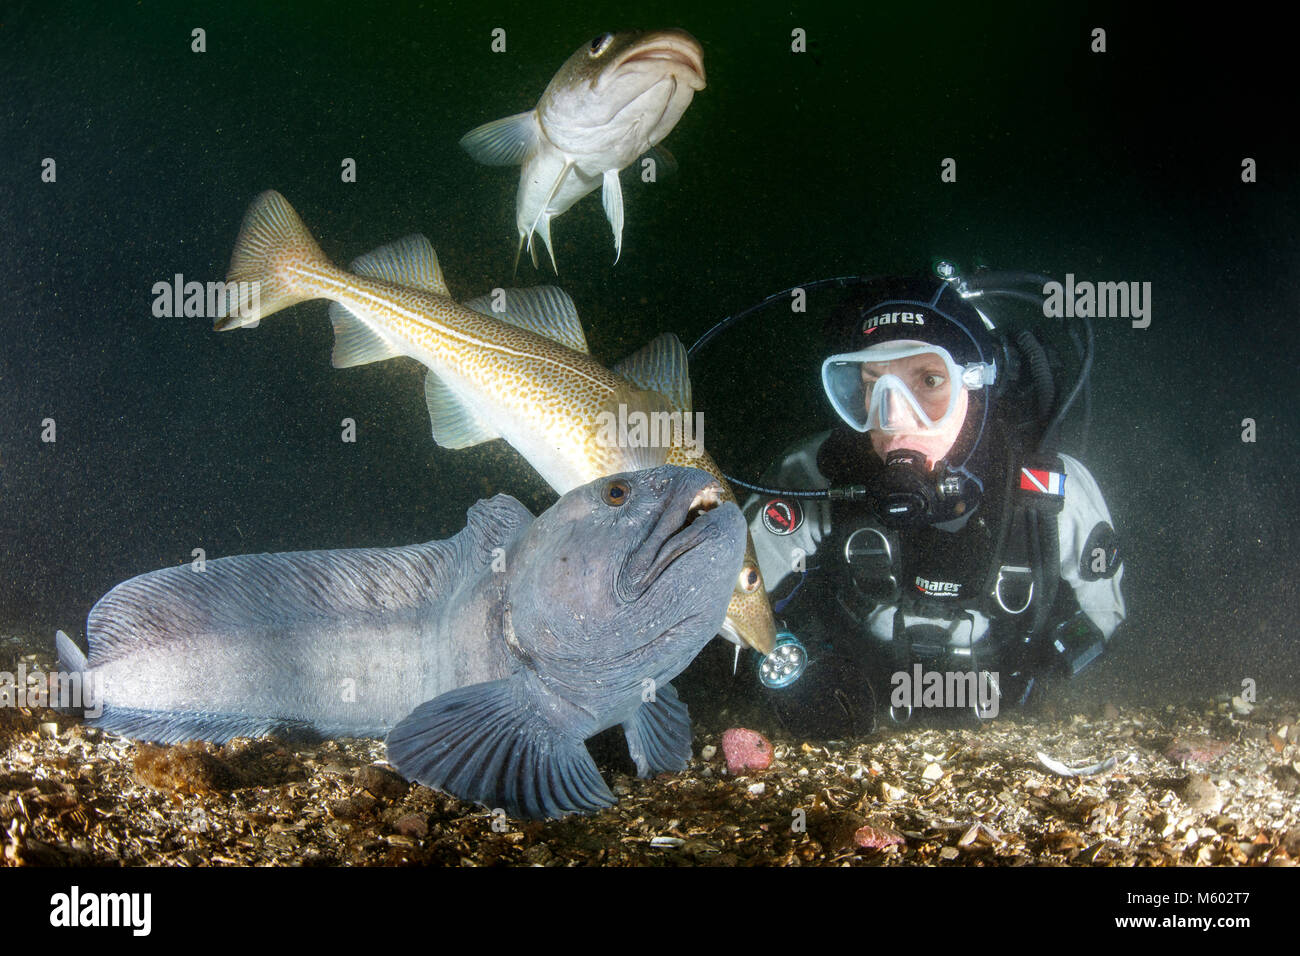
[738,564,761,593]
[602,478,631,506]
[589,33,615,56]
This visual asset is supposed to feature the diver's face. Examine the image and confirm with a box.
[861,353,968,469]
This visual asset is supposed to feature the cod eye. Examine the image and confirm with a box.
[603,478,631,506]
[589,33,614,56]
[738,564,761,593]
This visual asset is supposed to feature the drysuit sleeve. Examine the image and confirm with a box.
[1056,454,1126,639]
[742,432,834,598]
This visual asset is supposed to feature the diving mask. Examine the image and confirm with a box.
[821,341,996,435]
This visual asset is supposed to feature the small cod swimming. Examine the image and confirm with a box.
[59,467,746,819]
[460,29,706,272]
[215,190,777,656]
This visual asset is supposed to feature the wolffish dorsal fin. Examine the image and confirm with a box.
[463,286,589,354]
[84,492,533,671]
[425,370,501,449]
[350,235,450,296]
[612,333,693,414]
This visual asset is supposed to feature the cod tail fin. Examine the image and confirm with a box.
[217,190,334,331]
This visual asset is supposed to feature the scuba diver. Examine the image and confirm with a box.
[722,268,1125,737]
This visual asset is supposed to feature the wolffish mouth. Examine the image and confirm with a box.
[678,482,723,534]
[641,480,725,585]
[617,477,728,603]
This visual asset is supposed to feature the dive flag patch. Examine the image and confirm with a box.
[1019,467,1065,496]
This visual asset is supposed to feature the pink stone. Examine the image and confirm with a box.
[854,824,906,850]
[721,728,773,774]
[1164,735,1230,764]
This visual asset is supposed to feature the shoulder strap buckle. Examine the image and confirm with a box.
[994,565,1034,615]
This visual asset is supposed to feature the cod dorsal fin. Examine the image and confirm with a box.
[591,384,673,474]
[424,370,502,449]
[463,286,589,354]
[350,235,450,296]
[612,333,693,414]
[329,302,405,368]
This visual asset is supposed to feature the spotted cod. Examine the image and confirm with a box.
[215,190,776,656]
[460,28,706,272]
[58,467,745,819]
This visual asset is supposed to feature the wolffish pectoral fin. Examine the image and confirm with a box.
[386,674,614,820]
[601,168,625,264]
[623,682,692,778]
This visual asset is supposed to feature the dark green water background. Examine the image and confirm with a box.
[1,2,1295,699]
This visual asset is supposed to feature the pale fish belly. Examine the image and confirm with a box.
[410,344,605,496]
[93,616,438,737]
[516,144,602,230]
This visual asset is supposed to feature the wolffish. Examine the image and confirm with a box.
[58,467,745,819]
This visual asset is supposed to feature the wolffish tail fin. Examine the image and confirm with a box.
[217,190,334,331]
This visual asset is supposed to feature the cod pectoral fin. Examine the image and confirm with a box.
[635,144,678,179]
[601,168,625,264]
[459,111,540,166]
[623,681,692,778]
[386,675,614,820]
